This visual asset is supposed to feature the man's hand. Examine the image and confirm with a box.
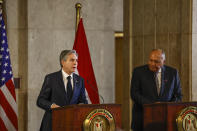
[51,104,60,109]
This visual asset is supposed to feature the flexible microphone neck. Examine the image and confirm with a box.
[86,80,104,104]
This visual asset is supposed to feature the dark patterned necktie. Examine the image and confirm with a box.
[67,76,73,102]
[155,73,160,95]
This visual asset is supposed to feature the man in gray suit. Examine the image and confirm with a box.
[130,49,182,131]
[37,50,88,131]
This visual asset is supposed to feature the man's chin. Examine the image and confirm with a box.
[72,69,76,73]
[149,68,158,72]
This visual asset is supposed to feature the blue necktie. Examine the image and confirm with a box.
[67,76,73,102]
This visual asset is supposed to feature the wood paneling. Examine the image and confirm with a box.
[143,0,155,63]
[115,37,124,104]
[122,0,192,130]
[156,0,169,63]
[133,0,144,67]
[131,0,191,101]
[122,0,133,130]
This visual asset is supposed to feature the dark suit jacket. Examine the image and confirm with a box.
[130,65,182,131]
[37,70,88,131]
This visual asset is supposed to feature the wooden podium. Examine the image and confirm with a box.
[143,102,197,131]
[52,104,121,131]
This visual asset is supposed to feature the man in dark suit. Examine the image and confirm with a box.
[130,49,182,131]
[37,50,88,131]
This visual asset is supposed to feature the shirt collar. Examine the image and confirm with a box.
[158,68,162,73]
[62,69,73,79]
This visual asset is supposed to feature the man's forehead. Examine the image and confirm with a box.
[150,51,162,56]
[150,52,163,59]
[68,53,77,57]
[67,53,78,58]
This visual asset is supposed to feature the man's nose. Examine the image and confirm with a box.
[74,60,77,65]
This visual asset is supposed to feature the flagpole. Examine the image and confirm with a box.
[0,0,7,29]
[0,0,3,7]
[75,3,81,33]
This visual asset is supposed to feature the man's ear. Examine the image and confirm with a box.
[61,60,64,66]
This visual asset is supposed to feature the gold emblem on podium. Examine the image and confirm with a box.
[176,106,197,131]
[83,109,115,131]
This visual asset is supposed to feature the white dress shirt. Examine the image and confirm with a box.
[62,69,74,92]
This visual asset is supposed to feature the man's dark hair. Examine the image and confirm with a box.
[59,50,78,67]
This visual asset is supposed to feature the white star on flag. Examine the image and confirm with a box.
[3,70,6,74]
[5,55,9,59]
[4,62,8,67]
[2,39,5,44]
[1,77,5,81]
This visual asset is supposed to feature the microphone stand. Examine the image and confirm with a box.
[86,80,104,104]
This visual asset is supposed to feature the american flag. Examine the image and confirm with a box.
[0,9,18,131]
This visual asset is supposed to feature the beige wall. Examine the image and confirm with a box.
[5,0,28,130]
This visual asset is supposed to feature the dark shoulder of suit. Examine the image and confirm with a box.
[45,70,62,79]
[163,65,178,74]
[133,65,150,74]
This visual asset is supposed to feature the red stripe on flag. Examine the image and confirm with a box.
[84,81,99,104]
[0,90,18,130]
[0,117,8,131]
[5,79,16,101]
[73,18,100,104]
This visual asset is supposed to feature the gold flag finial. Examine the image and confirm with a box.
[75,3,82,32]
[0,0,3,10]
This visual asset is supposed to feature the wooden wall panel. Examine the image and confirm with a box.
[180,0,192,101]
[123,0,133,130]
[133,0,144,67]
[156,0,169,64]
[133,36,144,67]
[143,0,155,63]
[168,0,181,71]
[131,0,191,101]
[115,37,124,104]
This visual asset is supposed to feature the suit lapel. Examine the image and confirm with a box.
[146,66,158,96]
[151,71,158,96]
[57,70,69,103]
[70,73,80,103]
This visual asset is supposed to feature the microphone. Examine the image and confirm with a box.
[86,80,104,104]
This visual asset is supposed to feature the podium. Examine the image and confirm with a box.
[52,104,121,131]
[143,102,197,131]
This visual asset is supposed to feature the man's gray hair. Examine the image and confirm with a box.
[151,49,166,60]
[59,50,78,67]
